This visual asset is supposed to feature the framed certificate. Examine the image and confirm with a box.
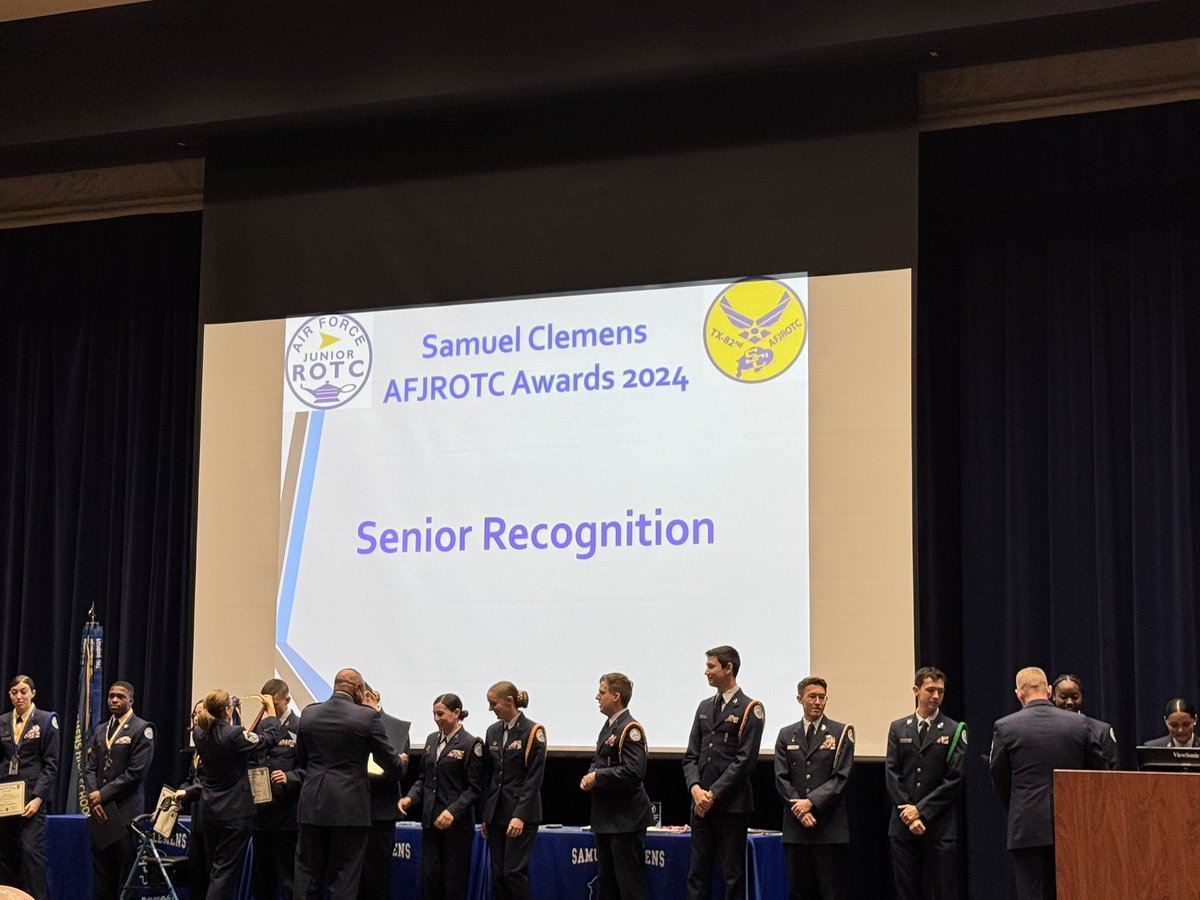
[248,766,273,804]
[0,780,26,817]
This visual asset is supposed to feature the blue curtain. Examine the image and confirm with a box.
[0,212,201,813]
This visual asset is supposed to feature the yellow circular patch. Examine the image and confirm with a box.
[703,278,806,382]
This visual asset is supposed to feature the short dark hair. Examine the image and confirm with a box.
[797,676,827,695]
[914,667,946,688]
[261,678,289,699]
[600,673,633,707]
[1052,673,1082,694]
[705,646,740,678]
[110,680,135,698]
[9,675,35,691]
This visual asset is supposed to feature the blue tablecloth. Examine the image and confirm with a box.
[46,816,783,900]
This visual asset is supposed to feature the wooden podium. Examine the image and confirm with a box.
[1054,769,1200,898]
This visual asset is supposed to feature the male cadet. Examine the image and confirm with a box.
[884,667,966,900]
[1051,674,1120,770]
[990,666,1107,900]
[775,676,854,900]
[252,678,301,900]
[580,672,653,900]
[292,667,404,900]
[0,675,60,900]
[85,681,155,900]
[682,645,765,900]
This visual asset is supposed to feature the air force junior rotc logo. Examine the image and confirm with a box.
[285,313,373,410]
[703,278,806,382]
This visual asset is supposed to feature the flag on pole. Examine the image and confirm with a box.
[70,609,104,814]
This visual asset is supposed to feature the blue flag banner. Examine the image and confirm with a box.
[70,617,104,814]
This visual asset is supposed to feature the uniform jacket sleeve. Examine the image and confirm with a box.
[773,727,797,802]
[682,705,703,789]
[512,724,546,822]
[447,737,485,821]
[33,712,61,801]
[83,725,102,795]
[883,722,907,806]
[594,723,647,793]
[916,725,966,822]
[989,725,1011,808]
[709,704,764,802]
[806,726,853,813]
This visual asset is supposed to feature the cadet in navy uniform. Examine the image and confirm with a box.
[480,680,547,900]
[1051,674,1120,769]
[193,689,278,900]
[990,666,1107,900]
[399,692,484,900]
[682,645,765,900]
[293,667,404,900]
[775,676,854,900]
[1143,697,1199,747]
[884,667,966,900]
[580,672,653,900]
[0,675,60,900]
[251,678,301,900]
[84,680,156,900]
[177,700,211,900]
[360,683,410,900]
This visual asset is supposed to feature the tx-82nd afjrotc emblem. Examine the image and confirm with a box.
[704,278,807,382]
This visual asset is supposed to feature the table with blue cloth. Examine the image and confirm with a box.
[46,816,782,899]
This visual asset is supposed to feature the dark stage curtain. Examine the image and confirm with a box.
[919,101,1200,899]
[0,212,201,814]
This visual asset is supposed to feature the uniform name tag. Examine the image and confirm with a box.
[7,759,17,776]
[899,737,913,744]
[786,744,800,751]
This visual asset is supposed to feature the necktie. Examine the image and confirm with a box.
[107,717,119,740]
[436,736,447,760]
[805,722,816,746]
[918,721,929,747]
[715,696,725,718]
[13,715,25,743]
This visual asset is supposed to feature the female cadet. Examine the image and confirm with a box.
[480,681,546,900]
[0,675,59,900]
[1144,697,1198,747]
[399,693,484,900]
[190,690,276,899]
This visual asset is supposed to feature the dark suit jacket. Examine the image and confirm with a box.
[589,710,653,834]
[1084,715,1120,769]
[0,706,61,803]
[682,689,765,815]
[480,713,546,825]
[405,727,484,830]
[295,691,401,827]
[884,711,965,840]
[989,698,1108,849]
[774,716,854,844]
[368,710,410,821]
[255,710,300,831]
[84,713,155,824]
[195,718,277,821]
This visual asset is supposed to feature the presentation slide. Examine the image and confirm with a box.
[194,269,913,756]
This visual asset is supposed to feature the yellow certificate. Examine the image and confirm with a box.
[0,781,26,817]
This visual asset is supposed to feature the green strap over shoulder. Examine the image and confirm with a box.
[946,722,966,763]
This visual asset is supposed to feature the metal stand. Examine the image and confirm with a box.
[120,810,188,899]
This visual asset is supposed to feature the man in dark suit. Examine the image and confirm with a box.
[682,645,765,900]
[990,666,1108,900]
[580,672,653,900]
[292,668,403,900]
[360,683,409,900]
[0,674,60,900]
[84,681,156,900]
[884,667,966,900]
[775,676,854,900]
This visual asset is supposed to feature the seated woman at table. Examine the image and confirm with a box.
[399,693,484,900]
[1144,697,1198,747]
